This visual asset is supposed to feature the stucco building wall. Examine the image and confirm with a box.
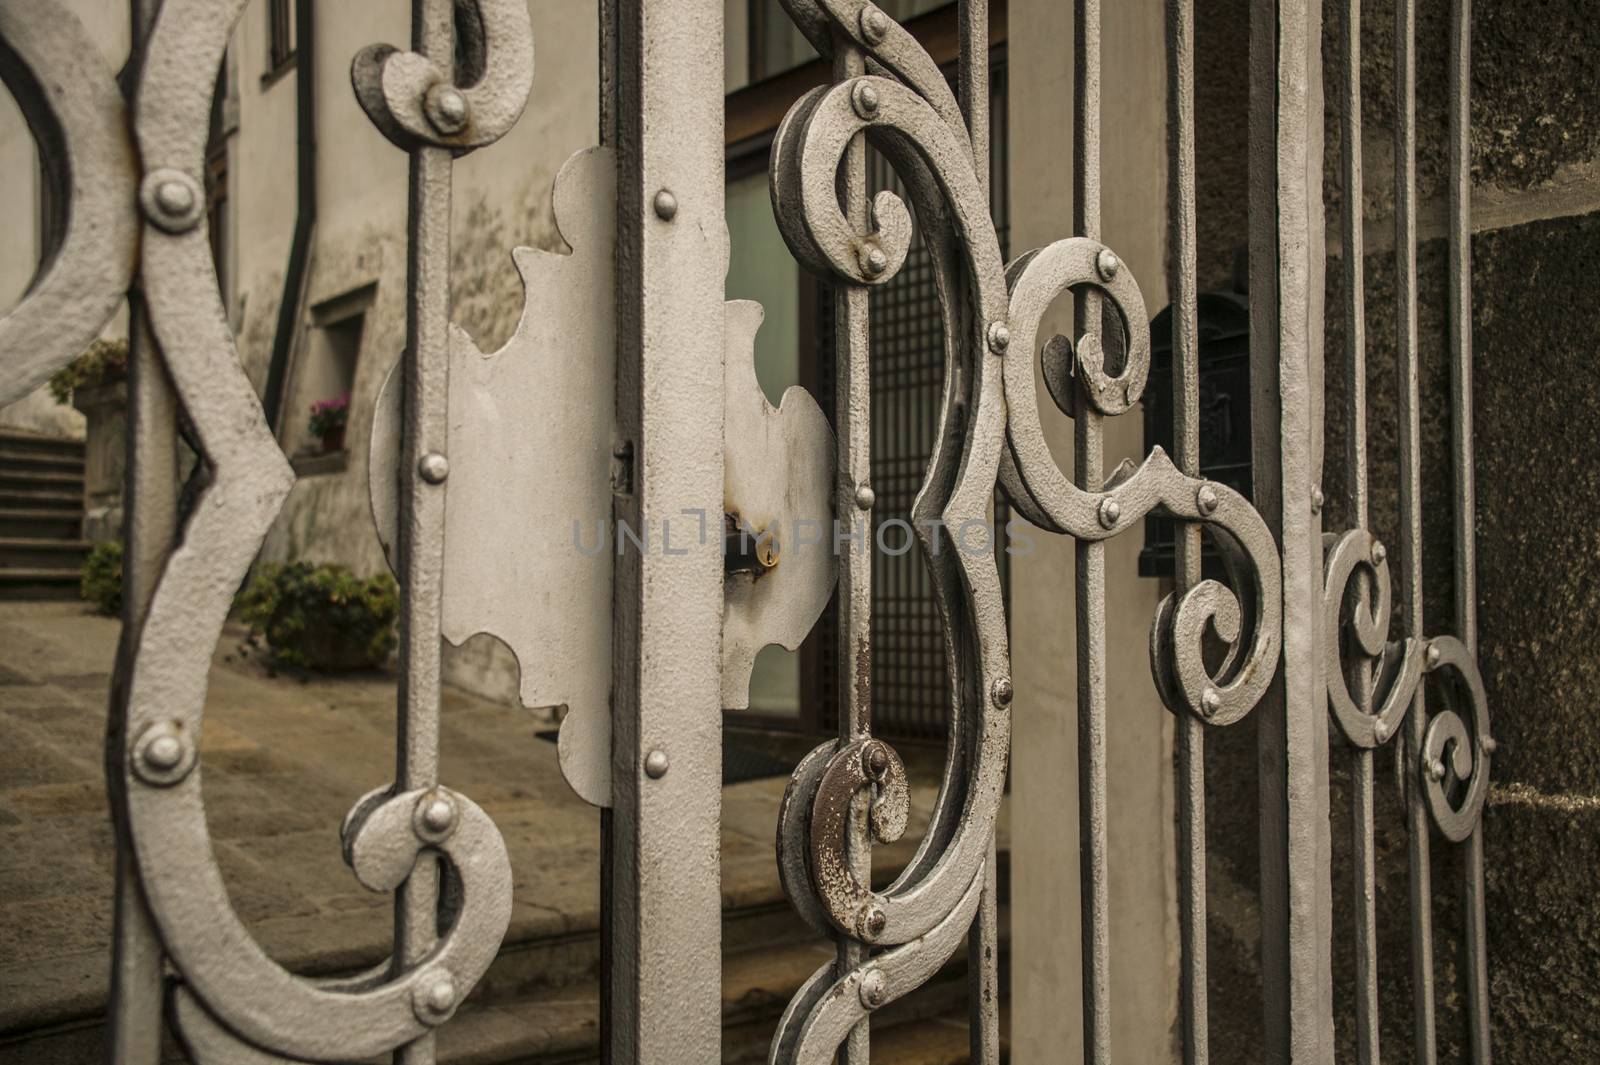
[1006,2,1180,1062]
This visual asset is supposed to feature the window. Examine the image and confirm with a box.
[267,0,296,77]
[725,167,805,719]
[284,284,373,473]
[748,0,951,83]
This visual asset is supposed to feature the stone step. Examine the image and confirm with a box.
[437,908,1011,1065]
[0,488,80,510]
[0,450,85,476]
[0,430,85,461]
[469,848,1010,1013]
[0,567,81,600]
[722,1000,1012,1065]
[0,537,91,570]
[0,508,82,540]
[0,469,84,493]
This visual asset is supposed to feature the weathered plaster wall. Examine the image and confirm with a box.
[1196,1,1600,1061]
[1008,1,1178,1062]
[215,2,599,702]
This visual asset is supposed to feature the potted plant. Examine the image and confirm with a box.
[50,336,129,406]
[308,392,350,453]
[52,338,130,540]
[237,561,400,671]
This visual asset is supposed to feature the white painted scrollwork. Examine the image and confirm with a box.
[0,0,538,1060]
[0,0,138,408]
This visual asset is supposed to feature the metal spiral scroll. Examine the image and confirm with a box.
[9,0,534,1060]
[1322,530,1493,842]
[1000,245,1283,727]
[767,3,1015,1061]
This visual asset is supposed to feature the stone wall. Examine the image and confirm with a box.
[1198,1,1600,1061]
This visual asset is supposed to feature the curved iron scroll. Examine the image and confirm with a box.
[766,3,1281,1062]
[1322,528,1493,842]
[0,1,532,1060]
[0,0,138,408]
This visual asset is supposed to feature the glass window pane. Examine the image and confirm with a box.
[750,1,952,82]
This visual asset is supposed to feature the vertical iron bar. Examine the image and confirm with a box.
[1250,0,1333,1059]
[609,0,726,1060]
[1072,3,1109,1061]
[1446,1,1489,1060]
[1166,1,1206,1061]
[107,318,173,1065]
[959,4,999,1060]
[1336,0,1381,1061]
[393,5,455,1064]
[597,6,616,1060]
[834,32,873,1065]
[1394,0,1439,1061]
[106,3,169,1061]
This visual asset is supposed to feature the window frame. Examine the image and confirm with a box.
[264,0,297,86]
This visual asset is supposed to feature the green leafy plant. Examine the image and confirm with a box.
[237,561,400,671]
[49,338,129,405]
[80,541,123,616]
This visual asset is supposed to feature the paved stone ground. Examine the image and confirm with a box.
[0,600,978,1042]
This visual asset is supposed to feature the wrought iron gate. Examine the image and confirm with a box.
[0,0,1492,1062]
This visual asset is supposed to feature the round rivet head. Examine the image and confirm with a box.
[132,721,195,787]
[418,452,449,484]
[1427,758,1447,783]
[653,188,678,221]
[1373,720,1390,744]
[416,793,460,831]
[865,246,889,275]
[860,4,890,42]
[1096,248,1121,280]
[1195,483,1219,516]
[990,676,1013,707]
[425,85,469,134]
[145,734,182,771]
[156,181,194,217]
[140,169,204,233]
[852,81,881,118]
[1425,642,1442,669]
[1201,687,1223,715]
[644,749,669,779]
[858,905,888,940]
[859,968,888,1008]
[854,483,876,510]
[864,743,889,779]
[1481,735,1498,755]
[1098,497,1121,529]
[987,321,1011,354]
[413,972,457,1025]
[1371,541,1387,566]
[1310,486,1325,513]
